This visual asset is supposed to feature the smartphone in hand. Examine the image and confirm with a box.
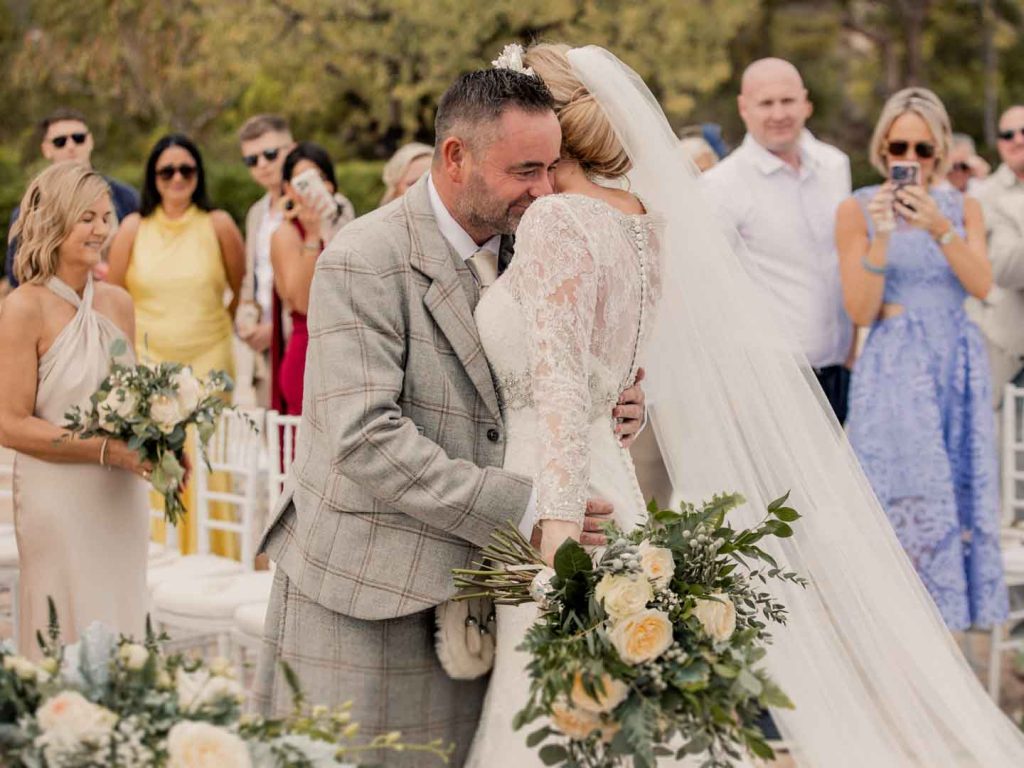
[291,168,335,218]
[890,161,920,223]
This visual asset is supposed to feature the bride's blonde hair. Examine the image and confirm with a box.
[11,162,111,285]
[524,43,631,178]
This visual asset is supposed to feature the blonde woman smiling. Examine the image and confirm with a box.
[0,162,151,655]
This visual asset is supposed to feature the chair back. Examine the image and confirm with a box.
[266,410,302,512]
[195,408,265,566]
[1002,383,1024,527]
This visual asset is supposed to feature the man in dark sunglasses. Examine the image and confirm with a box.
[5,108,140,288]
[235,113,297,408]
[966,105,1024,410]
[942,133,990,195]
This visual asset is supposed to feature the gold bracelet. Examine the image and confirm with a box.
[99,438,110,470]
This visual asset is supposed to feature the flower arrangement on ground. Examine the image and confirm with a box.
[0,602,452,767]
[63,338,236,525]
[454,492,807,768]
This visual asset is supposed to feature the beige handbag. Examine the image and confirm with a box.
[434,595,496,680]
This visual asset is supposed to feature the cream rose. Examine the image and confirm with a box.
[570,671,629,714]
[693,594,737,643]
[176,668,245,712]
[172,368,203,413]
[595,573,653,620]
[36,691,117,748]
[99,388,139,429]
[638,540,675,590]
[118,643,149,671]
[167,721,251,768]
[4,654,41,681]
[609,609,674,665]
[550,701,602,740]
[149,393,185,434]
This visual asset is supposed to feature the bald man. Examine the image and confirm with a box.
[966,105,1024,405]
[703,58,853,421]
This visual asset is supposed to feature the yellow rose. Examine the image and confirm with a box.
[693,594,737,643]
[550,701,602,740]
[167,721,251,768]
[570,671,629,714]
[609,609,674,665]
[638,540,675,590]
[118,643,149,671]
[595,573,653,620]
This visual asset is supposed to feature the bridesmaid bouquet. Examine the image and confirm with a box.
[0,601,452,767]
[62,338,235,526]
[453,493,807,768]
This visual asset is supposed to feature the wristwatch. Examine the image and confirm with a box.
[935,226,955,246]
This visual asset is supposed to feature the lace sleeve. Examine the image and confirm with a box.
[511,198,598,526]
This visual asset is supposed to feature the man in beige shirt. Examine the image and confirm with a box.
[967,105,1024,405]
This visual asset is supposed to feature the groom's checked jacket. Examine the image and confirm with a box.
[258,176,532,621]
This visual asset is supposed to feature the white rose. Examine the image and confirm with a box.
[529,567,557,608]
[693,594,737,643]
[118,643,149,671]
[209,656,236,678]
[36,691,117,748]
[171,368,203,414]
[4,654,42,681]
[609,609,674,665]
[149,393,185,434]
[99,387,139,430]
[595,573,653,620]
[638,540,675,590]
[167,721,251,768]
[176,667,244,712]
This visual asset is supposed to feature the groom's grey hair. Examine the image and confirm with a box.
[434,69,555,154]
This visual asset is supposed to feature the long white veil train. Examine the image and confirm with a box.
[567,45,1024,766]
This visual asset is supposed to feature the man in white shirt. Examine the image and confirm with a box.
[235,114,297,407]
[703,58,854,421]
[967,105,1024,404]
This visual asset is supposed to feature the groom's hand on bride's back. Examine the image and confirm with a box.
[615,367,647,448]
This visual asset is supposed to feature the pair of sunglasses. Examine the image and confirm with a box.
[242,147,286,168]
[887,140,936,159]
[998,127,1024,141]
[156,164,197,182]
[51,132,88,149]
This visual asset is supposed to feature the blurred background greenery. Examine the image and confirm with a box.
[0,0,1023,227]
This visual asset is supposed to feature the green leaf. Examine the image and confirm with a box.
[681,732,712,754]
[539,745,568,765]
[109,337,128,358]
[767,491,790,511]
[765,521,794,538]
[553,539,592,580]
[737,668,763,696]
[745,733,775,759]
[526,727,551,748]
[760,678,796,709]
[712,663,738,678]
[772,507,801,522]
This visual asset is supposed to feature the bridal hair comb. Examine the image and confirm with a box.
[491,43,536,78]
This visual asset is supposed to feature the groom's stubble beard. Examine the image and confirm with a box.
[458,166,536,237]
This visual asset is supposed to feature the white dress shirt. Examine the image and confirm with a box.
[702,130,853,368]
[254,196,283,321]
[426,175,535,537]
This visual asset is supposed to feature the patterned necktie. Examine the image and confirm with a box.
[467,248,499,291]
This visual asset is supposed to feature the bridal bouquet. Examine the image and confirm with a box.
[454,493,807,768]
[62,338,236,526]
[0,602,452,767]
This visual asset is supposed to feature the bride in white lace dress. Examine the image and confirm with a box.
[468,42,1024,768]
[467,43,664,767]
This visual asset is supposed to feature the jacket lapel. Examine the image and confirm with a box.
[404,179,502,422]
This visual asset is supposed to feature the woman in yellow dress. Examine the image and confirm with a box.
[109,134,245,557]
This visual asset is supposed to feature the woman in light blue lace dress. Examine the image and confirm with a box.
[837,88,1008,630]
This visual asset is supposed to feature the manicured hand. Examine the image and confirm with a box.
[615,367,647,448]
[582,497,613,547]
[893,185,947,237]
[867,183,896,234]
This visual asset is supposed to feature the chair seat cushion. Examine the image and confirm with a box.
[147,555,244,592]
[148,542,179,567]
[153,570,273,619]
[234,600,268,638]
[0,533,18,567]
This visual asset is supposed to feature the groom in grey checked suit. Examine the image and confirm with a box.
[256,68,646,766]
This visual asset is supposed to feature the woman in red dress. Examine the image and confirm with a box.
[270,143,354,414]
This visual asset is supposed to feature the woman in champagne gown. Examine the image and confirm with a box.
[0,163,151,656]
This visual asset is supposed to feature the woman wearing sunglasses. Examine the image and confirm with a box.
[107,134,245,556]
[836,88,1006,632]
